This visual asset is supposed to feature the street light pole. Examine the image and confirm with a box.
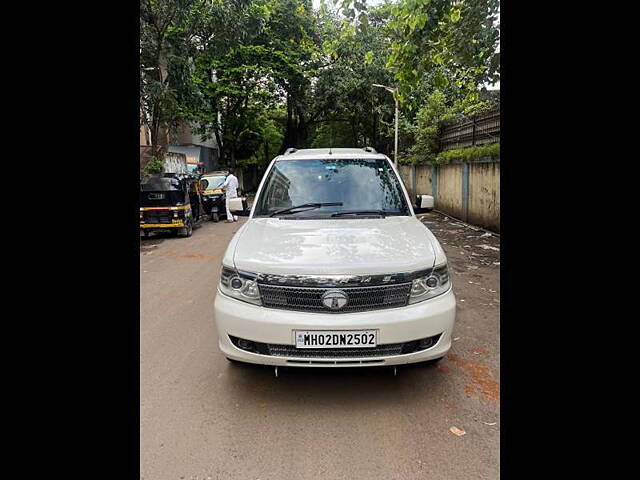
[373,83,399,168]
[394,95,399,168]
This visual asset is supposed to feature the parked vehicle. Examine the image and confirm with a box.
[200,170,250,222]
[140,173,203,238]
[213,148,455,371]
[199,171,227,222]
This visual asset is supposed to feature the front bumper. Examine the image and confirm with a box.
[140,221,184,229]
[214,287,456,367]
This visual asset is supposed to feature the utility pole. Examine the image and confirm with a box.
[373,83,399,168]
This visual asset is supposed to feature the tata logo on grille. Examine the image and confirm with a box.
[321,290,349,310]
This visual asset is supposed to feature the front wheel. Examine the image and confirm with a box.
[142,230,149,238]
[181,220,193,237]
[211,211,219,222]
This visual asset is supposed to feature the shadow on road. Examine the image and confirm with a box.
[219,359,449,408]
[140,221,206,246]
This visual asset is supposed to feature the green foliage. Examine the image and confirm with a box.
[238,110,285,167]
[402,88,497,165]
[436,142,500,164]
[140,0,256,152]
[308,3,397,151]
[385,0,500,98]
[139,0,500,171]
[144,156,165,175]
[403,90,451,164]
[186,0,320,163]
[310,121,357,148]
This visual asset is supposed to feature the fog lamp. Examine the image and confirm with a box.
[419,337,435,349]
[426,276,439,288]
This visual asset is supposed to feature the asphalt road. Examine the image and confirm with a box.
[140,212,500,480]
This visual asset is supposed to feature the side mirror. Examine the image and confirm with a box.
[414,194,434,213]
[199,180,209,190]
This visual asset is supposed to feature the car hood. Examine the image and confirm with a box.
[232,216,436,275]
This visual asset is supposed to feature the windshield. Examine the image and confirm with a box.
[253,158,410,217]
[201,176,226,190]
[141,176,182,191]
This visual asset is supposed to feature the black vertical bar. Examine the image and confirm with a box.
[472,115,477,146]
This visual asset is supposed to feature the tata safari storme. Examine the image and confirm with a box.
[214,148,455,370]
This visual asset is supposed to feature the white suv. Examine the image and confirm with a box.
[214,148,455,369]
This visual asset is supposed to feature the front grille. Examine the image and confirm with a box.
[229,334,441,359]
[268,344,404,358]
[144,211,172,224]
[258,283,412,313]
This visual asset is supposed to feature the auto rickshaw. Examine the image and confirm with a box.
[140,173,204,238]
[199,170,229,222]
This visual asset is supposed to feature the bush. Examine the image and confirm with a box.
[402,90,497,165]
[144,156,164,175]
[436,142,499,163]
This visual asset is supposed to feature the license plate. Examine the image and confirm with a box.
[294,330,377,349]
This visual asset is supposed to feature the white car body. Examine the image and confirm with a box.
[214,148,456,368]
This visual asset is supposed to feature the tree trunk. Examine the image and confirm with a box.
[230,143,236,169]
[351,117,358,147]
[295,103,307,147]
[213,125,224,166]
[279,91,297,154]
[148,44,171,159]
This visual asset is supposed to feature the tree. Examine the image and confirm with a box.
[139,0,500,169]
[385,0,500,97]
[304,2,397,152]
[140,0,202,155]
[140,0,256,157]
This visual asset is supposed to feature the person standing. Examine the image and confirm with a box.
[222,167,239,222]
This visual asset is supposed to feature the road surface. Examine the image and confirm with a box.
[140,212,500,480]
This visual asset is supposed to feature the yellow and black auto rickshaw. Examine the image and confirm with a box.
[140,174,203,238]
[199,170,228,222]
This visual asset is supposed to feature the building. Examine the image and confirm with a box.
[167,121,220,174]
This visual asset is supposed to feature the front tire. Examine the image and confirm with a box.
[181,220,193,237]
[211,211,219,222]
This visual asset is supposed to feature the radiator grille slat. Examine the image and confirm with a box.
[258,283,412,313]
[267,344,404,358]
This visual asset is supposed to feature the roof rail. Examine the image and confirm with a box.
[363,147,377,153]
[284,147,297,155]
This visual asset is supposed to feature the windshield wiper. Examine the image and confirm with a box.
[270,202,343,217]
[331,210,388,217]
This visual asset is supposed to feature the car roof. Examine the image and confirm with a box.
[276,148,387,161]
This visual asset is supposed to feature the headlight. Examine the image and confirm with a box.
[219,266,262,305]
[408,262,451,304]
